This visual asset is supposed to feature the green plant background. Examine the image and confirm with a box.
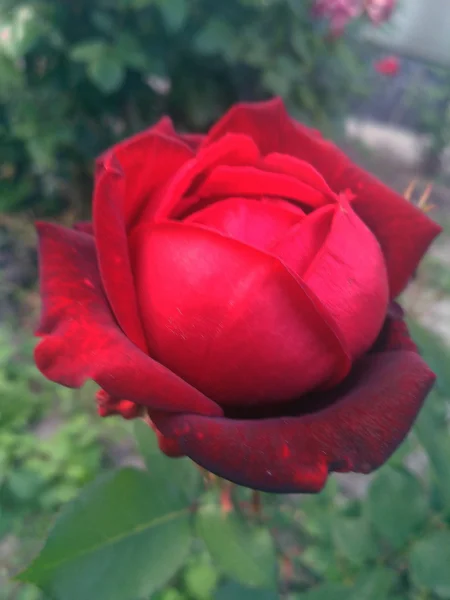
[0,0,366,216]
[2,1,450,599]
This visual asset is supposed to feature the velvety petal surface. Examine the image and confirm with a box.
[100,119,194,229]
[133,221,349,407]
[93,122,195,350]
[93,157,148,351]
[190,165,331,210]
[152,350,435,492]
[371,303,418,353]
[35,222,222,417]
[302,197,389,359]
[203,98,441,297]
[73,221,94,235]
[186,197,303,252]
[150,133,261,221]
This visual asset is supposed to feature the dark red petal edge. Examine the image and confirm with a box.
[73,222,94,235]
[371,302,418,353]
[152,350,435,493]
[34,222,223,418]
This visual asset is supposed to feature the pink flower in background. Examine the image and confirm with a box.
[366,0,397,25]
[375,55,401,76]
[313,0,397,35]
[313,0,363,35]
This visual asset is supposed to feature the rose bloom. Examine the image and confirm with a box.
[35,99,440,493]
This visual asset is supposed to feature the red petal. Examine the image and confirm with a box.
[73,222,93,235]
[152,350,435,493]
[272,204,335,277]
[146,417,185,457]
[204,97,295,155]
[152,117,205,151]
[303,197,389,359]
[149,133,261,221]
[94,124,194,349]
[372,303,418,353]
[132,221,349,407]
[151,115,178,138]
[96,390,142,420]
[263,153,335,198]
[98,124,193,230]
[180,133,205,151]
[190,165,331,210]
[34,223,222,418]
[186,197,303,252]
[203,97,441,296]
[93,157,148,351]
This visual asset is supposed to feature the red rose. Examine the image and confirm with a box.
[35,99,439,493]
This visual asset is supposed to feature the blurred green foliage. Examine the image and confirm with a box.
[0,325,128,600]
[2,3,450,600]
[412,66,450,177]
[1,235,450,600]
[0,0,365,216]
[6,307,450,600]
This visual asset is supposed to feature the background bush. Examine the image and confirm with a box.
[0,0,364,216]
[3,2,450,600]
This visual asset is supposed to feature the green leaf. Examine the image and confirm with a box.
[133,420,202,504]
[387,435,414,467]
[331,515,376,565]
[299,546,335,576]
[415,396,450,513]
[215,582,278,600]
[409,530,450,598]
[70,40,108,62]
[294,582,349,599]
[155,589,185,600]
[367,467,427,548]
[349,568,396,600]
[196,498,277,590]
[114,34,147,71]
[18,468,192,600]
[407,319,450,394]
[87,56,125,93]
[183,560,218,599]
[157,0,188,32]
[194,20,235,56]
